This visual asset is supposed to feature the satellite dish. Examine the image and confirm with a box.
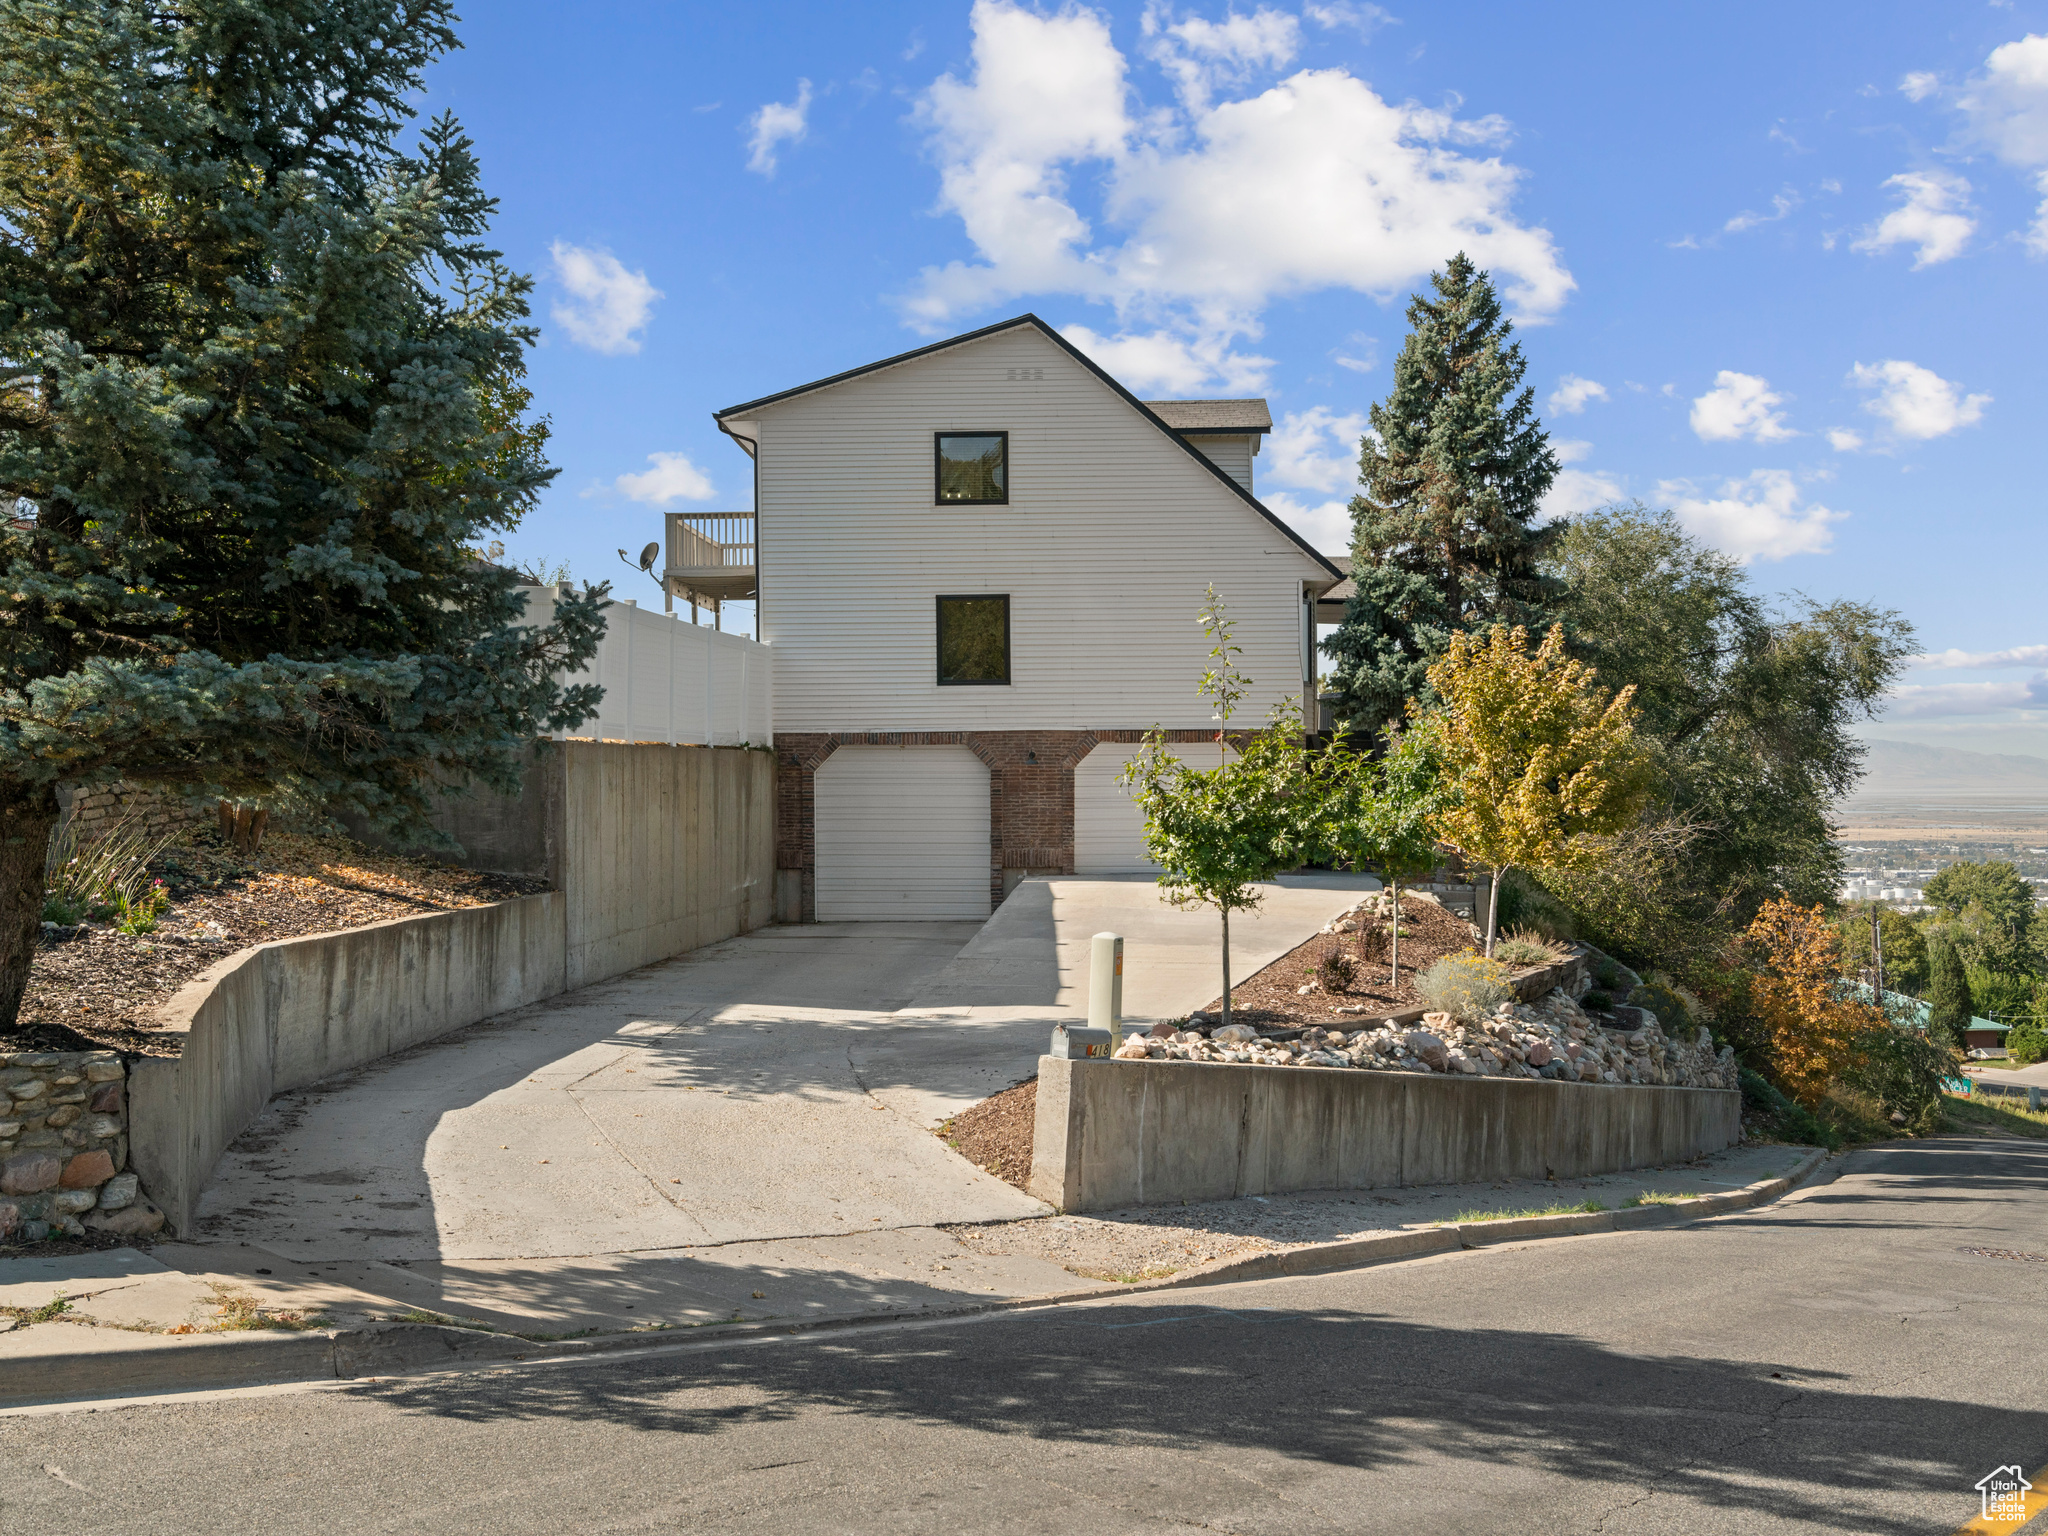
[637,541,660,572]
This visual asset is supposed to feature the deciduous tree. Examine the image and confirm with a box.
[1302,726,1442,987]
[1745,897,1884,1109]
[1423,623,1652,956]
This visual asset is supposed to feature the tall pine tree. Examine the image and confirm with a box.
[1925,933,1975,1050]
[1325,253,1562,732]
[0,0,606,1028]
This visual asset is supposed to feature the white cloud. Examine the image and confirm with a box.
[1723,188,1800,234]
[1886,678,2047,718]
[907,0,1572,389]
[1851,170,1976,267]
[1660,470,1846,562]
[1547,374,1608,415]
[1304,2,1397,39]
[1541,441,1622,518]
[1900,71,1941,102]
[1826,427,1864,452]
[1145,4,1301,112]
[747,79,812,177]
[1958,33,2048,253]
[1688,371,1795,443]
[1333,334,1378,372]
[1266,407,1368,492]
[605,452,716,506]
[548,243,662,355]
[1063,323,1273,393]
[1913,643,2048,670]
[1262,490,1353,553]
[1848,359,1990,439]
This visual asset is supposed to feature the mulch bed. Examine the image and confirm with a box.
[10,827,548,1059]
[1202,895,1485,1030]
[939,1077,1038,1191]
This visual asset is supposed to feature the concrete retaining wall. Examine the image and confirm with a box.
[1029,1056,1742,1212]
[132,742,775,1233]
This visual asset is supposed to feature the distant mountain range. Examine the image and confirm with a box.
[1846,739,2048,800]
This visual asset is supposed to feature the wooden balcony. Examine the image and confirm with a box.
[664,512,756,624]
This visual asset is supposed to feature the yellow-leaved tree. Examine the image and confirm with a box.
[1425,623,1653,956]
[1745,897,1883,1108]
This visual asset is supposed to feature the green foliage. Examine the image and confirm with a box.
[2009,1019,2048,1068]
[1834,904,1929,995]
[1739,1067,1841,1150]
[1920,862,2039,980]
[1547,506,1914,931]
[1845,1025,1958,1132]
[0,0,608,1024]
[1415,951,1513,1022]
[1629,978,1696,1036]
[42,818,177,927]
[1325,253,1562,732]
[1491,869,1577,942]
[1120,587,1311,1028]
[1298,722,1442,984]
[1925,934,1974,1049]
[1581,987,1614,1013]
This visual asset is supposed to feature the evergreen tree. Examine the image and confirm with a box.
[1925,934,1975,1049]
[1325,253,1563,733]
[0,0,606,1028]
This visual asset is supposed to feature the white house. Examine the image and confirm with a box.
[697,314,1341,922]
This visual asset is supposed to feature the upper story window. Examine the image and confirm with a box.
[935,432,1008,504]
[937,594,1010,685]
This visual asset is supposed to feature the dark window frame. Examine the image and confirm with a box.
[935,593,1011,687]
[933,431,1010,506]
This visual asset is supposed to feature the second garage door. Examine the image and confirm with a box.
[814,745,992,919]
[1073,740,1237,874]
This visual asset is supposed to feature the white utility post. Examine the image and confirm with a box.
[1089,932,1125,1047]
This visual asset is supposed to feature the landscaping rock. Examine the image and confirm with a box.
[60,1149,117,1188]
[1,1150,62,1194]
[97,1172,140,1211]
[83,1197,163,1235]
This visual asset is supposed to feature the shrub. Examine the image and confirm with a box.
[1846,1024,1957,1132]
[1417,952,1513,1022]
[2008,1020,2047,1068]
[1493,930,1568,968]
[1739,1067,1841,1150]
[43,818,179,928]
[1581,988,1614,1013]
[1315,949,1356,993]
[1629,977,1696,1036]
[1493,869,1578,942]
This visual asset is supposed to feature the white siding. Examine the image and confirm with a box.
[1073,740,1238,873]
[523,588,773,746]
[1187,435,1255,492]
[813,746,991,919]
[745,326,1328,733]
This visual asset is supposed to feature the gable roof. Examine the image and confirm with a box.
[713,314,1341,583]
[1144,399,1272,434]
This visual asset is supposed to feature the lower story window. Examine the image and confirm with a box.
[937,594,1010,685]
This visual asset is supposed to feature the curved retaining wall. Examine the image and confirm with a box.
[130,741,775,1234]
[1029,1056,1743,1212]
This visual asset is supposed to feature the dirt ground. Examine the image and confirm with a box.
[1201,894,1484,1028]
[12,826,546,1057]
[939,1078,1038,1189]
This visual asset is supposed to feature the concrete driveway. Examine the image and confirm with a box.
[192,873,1376,1270]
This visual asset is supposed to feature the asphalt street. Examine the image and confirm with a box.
[5,1136,2045,1536]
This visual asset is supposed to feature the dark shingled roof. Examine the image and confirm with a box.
[1143,398,1273,434]
[1314,554,1353,620]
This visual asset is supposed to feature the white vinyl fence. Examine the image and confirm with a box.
[522,586,772,746]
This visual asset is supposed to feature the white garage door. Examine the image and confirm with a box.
[1073,740,1236,874]
[815,745,992,919]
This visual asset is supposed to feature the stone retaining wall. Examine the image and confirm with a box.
[0,1052,161,1240]
[1029,1055,1743,1213]
[55,782,209,847]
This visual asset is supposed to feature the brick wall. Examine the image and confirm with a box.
[775,728,1225,919]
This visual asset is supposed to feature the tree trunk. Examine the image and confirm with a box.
[1220,907,1232,1030]
[1484,866,1504,958]
[1388,879,1400,988]
[0,781,62,1032]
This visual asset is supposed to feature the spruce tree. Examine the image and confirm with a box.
[0,0,606,1028]
[1925,933,1975,1049]
[1325,253,1562,732]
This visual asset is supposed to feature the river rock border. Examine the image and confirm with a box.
[0,1051,162,1241]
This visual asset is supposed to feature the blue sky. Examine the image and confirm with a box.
[429,2,2048,754]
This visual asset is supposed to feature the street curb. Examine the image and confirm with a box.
[0,1147,1834,1410]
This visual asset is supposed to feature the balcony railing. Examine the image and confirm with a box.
[664,512,756,623]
